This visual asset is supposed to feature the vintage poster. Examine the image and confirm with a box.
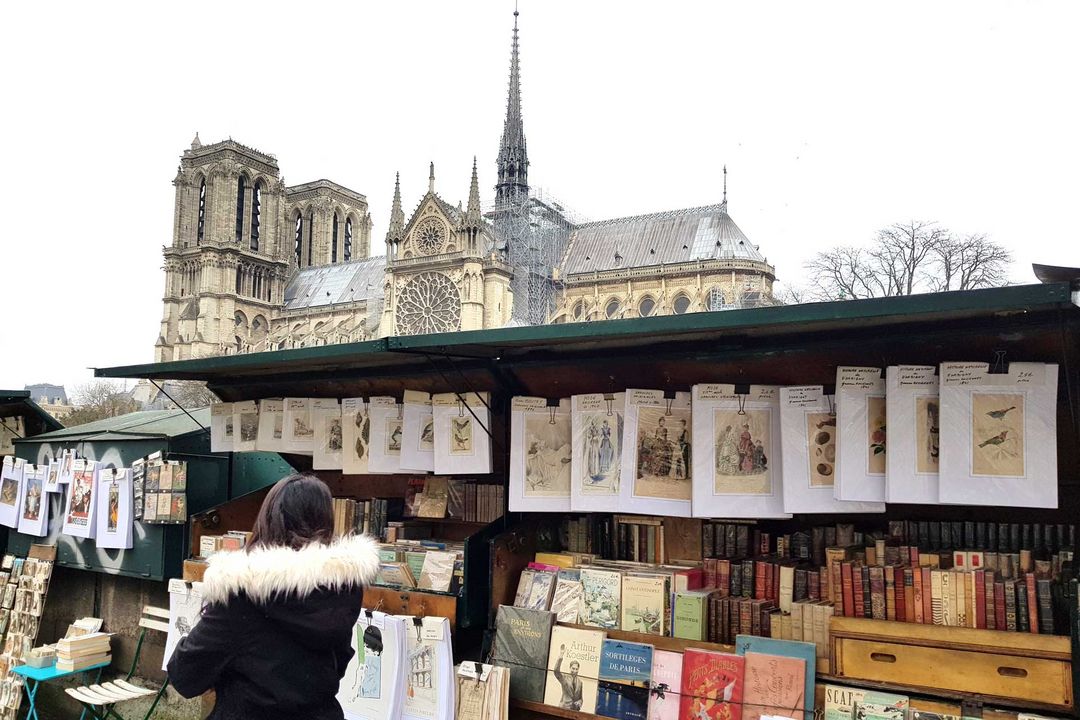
[61,459,98,538]
[713,408,771,495]
[971,392,1025,477]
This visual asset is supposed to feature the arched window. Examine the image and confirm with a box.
[294,214,303,267]
[196,178,206,244]
[639,297,655,317]
[235,266,243,294]
[249,180,262,251]
[605,299,620,318]
[345,217,353,262]
[572,300,585,321]
[308,211,315,267]
[235,176,247,243]
[332,214,339,263]
[673,294,691,314]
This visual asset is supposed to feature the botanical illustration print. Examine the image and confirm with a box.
[867,395,887,475]
[580,412,621,494]
[293,414,313,439]
[21,475,42,522]
[0,477,17,506]
[806,411,836,487]
[972,392,1025,477]
[107,484,119,533]
[713,408,771,495]
[385,418,403,456]
[327,417,343,452]
[915,395,940,474]
[524,413,572,496]
[634,407,691,500]
[352,410,370,462]
[451,417,474,456]
[239,411,259,443]
[419,414,435,452]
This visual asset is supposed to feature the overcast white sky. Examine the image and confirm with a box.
[2,0,1078,396]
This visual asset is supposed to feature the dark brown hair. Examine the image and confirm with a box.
[249,473,334,551]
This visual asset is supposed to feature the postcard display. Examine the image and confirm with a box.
[570,393,625,513]
[401,391,435,474]
[834,367,887,503]
[139,456,189,525]
[938,362,1059,508]
[885,366,940,504]
[433,392,493,476]
[0,552,55,719]
[369,397,404,474]
[691,384,789,519]
[509,398,572,513]
[779,387,885,515]
[620,390,692,518]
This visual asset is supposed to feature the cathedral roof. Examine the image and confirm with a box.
[283,256,386,310]
[559,202,767,276]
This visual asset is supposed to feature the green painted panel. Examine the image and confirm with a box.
[230,452,296,499]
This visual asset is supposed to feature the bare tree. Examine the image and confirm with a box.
[805,221,1011,300]
[167,380,219,408]
[65,380,140,427]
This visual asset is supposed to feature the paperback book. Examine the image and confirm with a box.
[596,639,654,720]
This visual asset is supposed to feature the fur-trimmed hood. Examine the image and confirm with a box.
[202,534,380,606]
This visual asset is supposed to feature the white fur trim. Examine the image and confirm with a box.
[202,534,380,605]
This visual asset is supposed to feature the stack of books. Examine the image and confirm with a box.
[56,632,111,672]
[198,531,251,557]
[374,540,465,593]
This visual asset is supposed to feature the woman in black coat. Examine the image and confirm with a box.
[168,473,379,720]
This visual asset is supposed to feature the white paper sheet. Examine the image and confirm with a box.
[834,367,887,502]
[400,391,435,474]
[57,449,76,484]
[620,389,693,517]
[43,459,62,494]
[232,400,259,453]
[779,386,886,514]
[339,612,408,720]
[342,398,372,475]
[255,398,286,453]
[433,393,492,475]
[283,398,315,455]
[369,398,404,474]
[94,467,133,549]
[210,402,235,453]
[399,615,455,720]
[938,362,1058,508]
[509,397,572,513]
[691,384,790,519]
[163,578,204,670]
[885,366,940,504]
[312,399,344,470]
[570,393,625,512]
[15,464,48,537]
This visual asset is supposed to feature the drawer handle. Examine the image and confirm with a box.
[997,666,1028,678]
[869,653,897,663]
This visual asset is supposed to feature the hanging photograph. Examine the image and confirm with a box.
[713,408,771,495]
[970,392,1025,477]
[509,397,572,513]
[806,412,836,487]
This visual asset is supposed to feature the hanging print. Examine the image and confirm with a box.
[634,406,691,501]
[971,392,1025,477]
[713,408,771,495]
[806,412,836,487]
[524,412,572,496]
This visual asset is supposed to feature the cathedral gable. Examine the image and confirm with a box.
[402,196,459,259]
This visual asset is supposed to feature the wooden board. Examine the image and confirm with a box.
[556,621,734,655]
[28,544,57,561]
[830,616,1072,711]
[183,559,208,583]
[361,586,457,627]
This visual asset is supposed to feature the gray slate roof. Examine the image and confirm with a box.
[284,256,386,310]
[560,202,766,276]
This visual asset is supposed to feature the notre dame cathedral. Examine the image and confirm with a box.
[155,9,776,362]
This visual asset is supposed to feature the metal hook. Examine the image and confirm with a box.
[737,394,747,416]
[548,406,557,425]
[664,398,673,417]
[826,394,836,417]
[604,394,614,417]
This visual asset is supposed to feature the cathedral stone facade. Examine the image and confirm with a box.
[155,9,774,362]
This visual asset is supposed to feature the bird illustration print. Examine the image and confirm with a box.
[985,406,1017,420]
[978,430,1008,448]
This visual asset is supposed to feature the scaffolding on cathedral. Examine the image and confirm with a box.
[486,187,584,326]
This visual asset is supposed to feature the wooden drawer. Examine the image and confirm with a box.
[830,617,1072,711]
[362,586,457,628]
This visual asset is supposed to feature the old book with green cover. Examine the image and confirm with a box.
[824,685,908,720]
[493,605,555,703]
[672,589,711,641]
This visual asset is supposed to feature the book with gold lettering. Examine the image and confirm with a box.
[679,649,744,720]
[492,605,555,703]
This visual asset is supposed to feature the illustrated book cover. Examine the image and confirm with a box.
[678,649,745,720]
[543,624,604,714]
[596,639,654,720]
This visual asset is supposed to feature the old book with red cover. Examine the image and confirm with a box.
[840,562,855,618]
[717,560,731,598]
[921,567,932,624]
[853,564,865,619]
[974,570,987,629]
[912,566,924,624]
[884,566,897,621]
[679,649,745,720]
[868,566,886,620]
[1025,573,1039,634]
[742,651,806,720]
[755,561,767,601]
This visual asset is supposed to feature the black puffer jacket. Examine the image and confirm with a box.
[168,535,379,720]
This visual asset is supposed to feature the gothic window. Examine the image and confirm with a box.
[249,180,262,251]
[639,297,655,317]
[673,294,691,314]
[414,218,446,255]
[572,300,585,320]
[308,211,315,267]
[332,214,339,263]
[235,175,247,243]
[394,272,461,336]
[294,214,303,267]
[235,267,243,294]
[345,217,353,262]
[605,299,620,318]
[196,178,206,244]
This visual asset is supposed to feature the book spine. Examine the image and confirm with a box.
[984,571,996,630]
[885,565,897,621]
[903,567,915,623]
[974,570,986,629]
[718,559,731,597]
[869,566,886,620]
[1016,580,1030,633]
[930,570,944,625]
[994,581,1007,630]
[1004,580,1018,632]
[1036,578,1054,635]
[755,560,767,600]
[790,601,804,642]
[913,566,924,624]
[841,562,855,618]
[1025,574,1038,634]
[853,564,865,619]
[861,566,872,619]
[808,569,821,601]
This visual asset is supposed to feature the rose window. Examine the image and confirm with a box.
[395,272,461,335]
[414,218,446,255]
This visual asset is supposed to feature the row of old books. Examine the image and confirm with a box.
[564,515,670,564]
[198,531,252,558]
[402,478,505,524]
[331,496,402,541]
[494,604,819,720]
[375,541,464,594]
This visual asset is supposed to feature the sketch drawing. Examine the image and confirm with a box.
[524,413,572,496]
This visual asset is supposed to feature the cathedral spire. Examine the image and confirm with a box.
[428,162,436,194]
[466,156,482,223]
[722,164,728,208]
[495,4,529,204]
[387,172,404,240]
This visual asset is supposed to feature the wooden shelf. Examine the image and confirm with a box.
[556,622,735,654]
[510,700,599,720]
